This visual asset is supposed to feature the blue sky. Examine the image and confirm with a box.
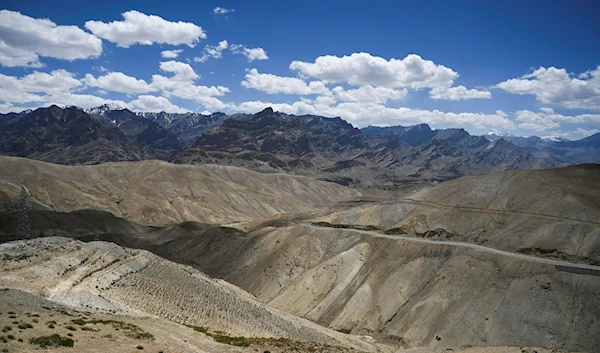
[1,0,599,139]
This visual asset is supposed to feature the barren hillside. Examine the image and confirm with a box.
[0,237,382,352]
[157,222,600,352]
[0,156,361,225]
[314,164,600,264]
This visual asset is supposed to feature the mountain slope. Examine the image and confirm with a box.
[138,111,229,147]
[86,106,183,159]
[0,106,146,165]
[174,108,556,184]
[315,164,600,264]
[0,156,361,225]
[0,237,381,352]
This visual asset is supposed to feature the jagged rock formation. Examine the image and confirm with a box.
[137,110,230,147]
[361,124,437,146]
[505,133,600,164]
[0,106,146,164]
[85,106,183,159]
[173,108,556,184]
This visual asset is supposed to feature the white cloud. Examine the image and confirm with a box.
[85,10,206,48]
[213,7,234,15]
[241,69,329,95]
[430,85,491,100]
[515,107,600,132]
[84,72,156,94]
[128,95,189,113]
[0,70,82,103]
[43,94,127,109]
[290,52,457,90]
[332,85,407,103]
[148,61,230,110]
[230,44,268,61]
[234,99,516,130]
[161,49,183,58]
[157,60,199,82]
[194,40,228,63]
[0,10,102,67]
[496,66,600,109]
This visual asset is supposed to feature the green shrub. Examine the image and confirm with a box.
[211,333,250,347]
[30,334,74,348]
[65,325,76,331]
[18,322,33,329]
[71,319,87,325]
[136,346,144,350]
[134,332,154,340]
[7,334,14,340]
[1,325,11,332]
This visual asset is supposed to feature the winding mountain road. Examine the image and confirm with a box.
[301,223,600,272]
[400,198,600,225]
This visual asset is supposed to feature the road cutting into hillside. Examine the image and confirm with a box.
[302,223,600,272]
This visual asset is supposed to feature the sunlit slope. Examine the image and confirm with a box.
[0,156,360,225]
[0,237,380,352]
[315,164,600,264]
[159,222,600,352]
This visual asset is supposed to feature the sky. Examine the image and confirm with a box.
[0,0,599,139]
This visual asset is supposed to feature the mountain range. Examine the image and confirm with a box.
[2,104,599,184]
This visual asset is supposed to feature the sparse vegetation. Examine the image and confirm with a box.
[18,322,33,329]
[136,345,144,350]
[1,325,11,332]
[211,333,250,347]
[65,325,76,331]
[71,318,87,325]
[30,334,74,348]
[87,320,153,340]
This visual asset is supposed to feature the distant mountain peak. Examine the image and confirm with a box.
[84,103,127,116]
[486,128,513,138]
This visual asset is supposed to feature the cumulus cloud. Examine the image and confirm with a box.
[514,107,600,132]
[43,94,127,109]
[332,85,407,103]
[241,69,329,95]
[161,49,183,58]
[230,44,268,61]
[148,61,230,110]
[85,10,206,48]
[156,60,199,82]
[194,40,228,63]
[84,72,156,94]
[0,69,132,109]
[496,66,600,109]
[128,95,189,113]
[213,7,234,15]
[0,10,102,67]
[290,52,457,90]
[234,99,516,130]
[0,70,82,103]
[430,85,491,100]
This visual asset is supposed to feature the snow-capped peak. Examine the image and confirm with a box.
[84,103,127,115]
[486,128,512,137]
